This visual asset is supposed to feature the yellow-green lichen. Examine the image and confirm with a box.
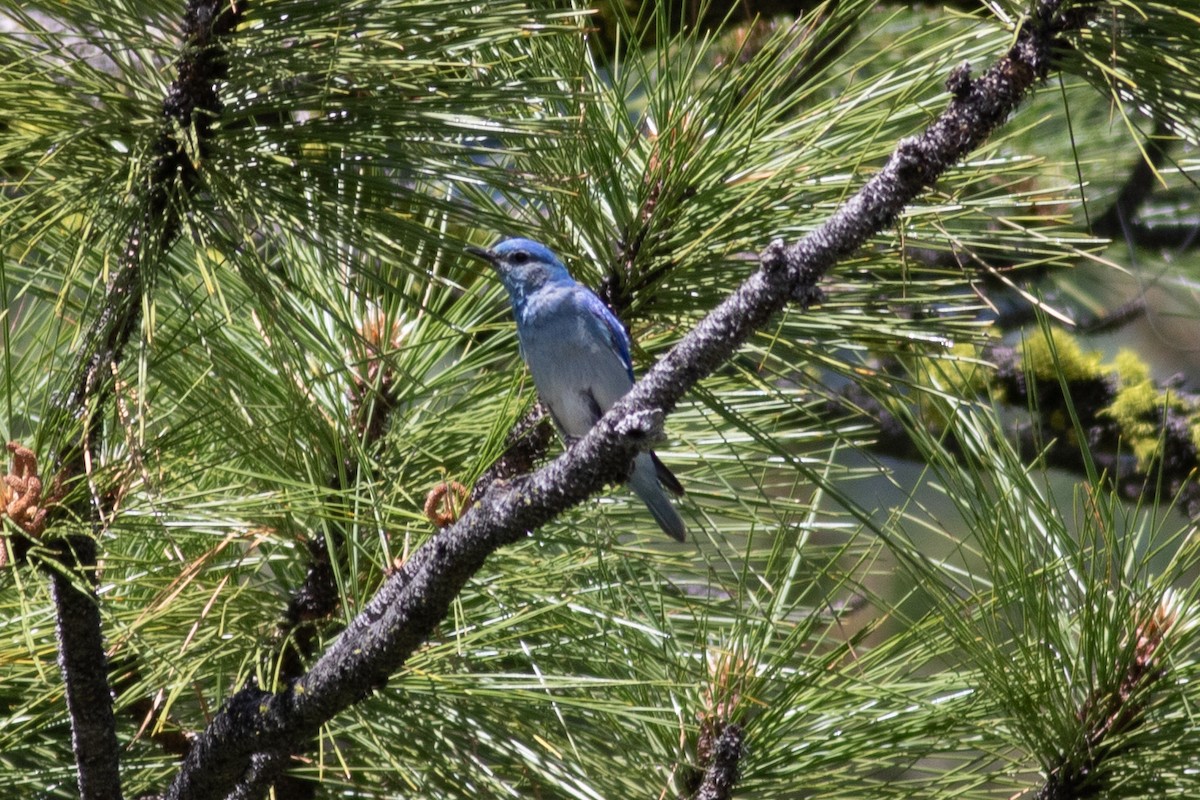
[1107,379,1162,468]
[1113,349,1151,387]
[1021,328,1105,382]
[1016,333,1197,471]
[1104,349,1189,470]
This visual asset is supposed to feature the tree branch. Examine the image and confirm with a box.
[1090,115,1176,241]
[164,2,1088,797]
[30,2,242,798]
[50,536,120,800]
[262,314,426,797]
[690,723,745,800]
[836,335,1200,517]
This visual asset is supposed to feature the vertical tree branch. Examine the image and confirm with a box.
[37,2,243,798]
[690,724,745,800]
[50,537,121,800]
[261,315,423,798]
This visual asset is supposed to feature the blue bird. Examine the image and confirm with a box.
[467,238,686,541]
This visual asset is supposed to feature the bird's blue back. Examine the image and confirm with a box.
[489,239,635,388]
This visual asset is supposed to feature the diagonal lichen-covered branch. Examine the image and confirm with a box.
[163,2,1091,798]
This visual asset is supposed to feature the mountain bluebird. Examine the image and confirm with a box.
[467,238,686,541]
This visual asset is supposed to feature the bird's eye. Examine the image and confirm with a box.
[510,250,530,265]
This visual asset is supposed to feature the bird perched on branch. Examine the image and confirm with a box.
[467,238,686,541]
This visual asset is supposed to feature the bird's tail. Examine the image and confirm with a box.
[628,452,686,542]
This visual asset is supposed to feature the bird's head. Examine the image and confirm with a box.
[466,238,573,300]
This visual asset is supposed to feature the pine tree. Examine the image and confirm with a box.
[1,1,1199,798]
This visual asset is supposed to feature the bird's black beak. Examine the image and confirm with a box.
[464,245,497,267]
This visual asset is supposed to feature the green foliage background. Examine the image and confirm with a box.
[1,0,1199,797]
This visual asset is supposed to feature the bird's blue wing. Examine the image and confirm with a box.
[582,291,635,383]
